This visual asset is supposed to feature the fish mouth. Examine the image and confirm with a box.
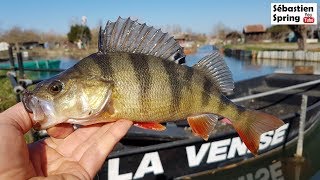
[22,90,34,113]
[22,90,59,130]
[22,90,47,122]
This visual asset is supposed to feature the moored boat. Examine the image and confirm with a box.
[95,73,320,180]
[0,59,61,69]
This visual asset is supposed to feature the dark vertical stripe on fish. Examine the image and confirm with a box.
[202,77,214,107]
[90,53,115,80]
[129,54,152,114]
[183,67,194,91]
[236,104,246,113]
[217,94,230,113]
[162,60,183,113]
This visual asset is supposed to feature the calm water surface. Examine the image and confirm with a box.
[186,45,320,82]
[17,45,320,82]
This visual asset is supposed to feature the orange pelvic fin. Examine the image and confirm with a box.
[134,122,166,131]
[221,118,232,125]
[187,114,218,141]
[232,110,284,155]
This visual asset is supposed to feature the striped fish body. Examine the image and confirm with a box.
[75,51,284,155]
[77,52,235,123]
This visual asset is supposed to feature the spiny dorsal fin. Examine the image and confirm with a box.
[193,51,234,93]
[99,17,185,63]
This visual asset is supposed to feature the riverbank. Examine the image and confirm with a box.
[0,47,98,61]
[224,42,320,52]
[224,43,320,61]
[29,47,98,60]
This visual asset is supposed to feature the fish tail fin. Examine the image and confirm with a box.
[232,110,284,155]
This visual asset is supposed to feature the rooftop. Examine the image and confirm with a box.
[243,25,266,33]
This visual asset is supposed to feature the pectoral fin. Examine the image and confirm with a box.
[134,122,166,131]
[187,114,218,140]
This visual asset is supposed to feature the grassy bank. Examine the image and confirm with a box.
[0,72,34,143]
[224,42,320,52]
[0,73,17,112]
[28,47,98,60]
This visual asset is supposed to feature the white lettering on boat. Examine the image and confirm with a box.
[186,124,289,168]
[108,158,132,180]
[108,152,164,180]
[207,139,231,163]
[133,152,164,179]
[186,143,211,167]
[238,161,283,180]
[107,124,289,179]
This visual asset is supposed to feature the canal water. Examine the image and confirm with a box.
[186,45,320,82]
[10,45,320,82]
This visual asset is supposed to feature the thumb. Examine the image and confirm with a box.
[0,102,34,134]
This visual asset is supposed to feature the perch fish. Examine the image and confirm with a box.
[22,17,284,154]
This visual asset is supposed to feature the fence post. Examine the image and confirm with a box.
[8,46,15,70]
[17,52,24,78]
[295,95,308,157]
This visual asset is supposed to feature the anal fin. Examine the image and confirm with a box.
[134,122,166,131]
[187,114,218,141]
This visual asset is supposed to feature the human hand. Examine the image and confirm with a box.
[0,103,132,179]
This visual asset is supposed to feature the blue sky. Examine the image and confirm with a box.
[0,0,318,35]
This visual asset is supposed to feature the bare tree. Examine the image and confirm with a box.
[212,22,231,40]
[164,24,182,35]
[90,26,100,47]
[286,2,319,50]
[288,25,307,50]
[41,31,66,44]
[0,27,42,43]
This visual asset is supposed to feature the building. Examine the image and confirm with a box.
[173,33,196,55]
[0,42,9,51]
[225,31,242,44]
[243,25,267,43]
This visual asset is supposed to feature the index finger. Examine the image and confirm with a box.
[79,119,133,178]
[0,102,34,134]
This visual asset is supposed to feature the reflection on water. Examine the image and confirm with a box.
[253,58,320,74]
[186,50,276,82]
[186,45,320,82]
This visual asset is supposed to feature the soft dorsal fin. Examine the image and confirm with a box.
[193,51,234,93]
[98,17,185,63]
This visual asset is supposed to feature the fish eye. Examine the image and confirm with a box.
[48,80,64,95]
